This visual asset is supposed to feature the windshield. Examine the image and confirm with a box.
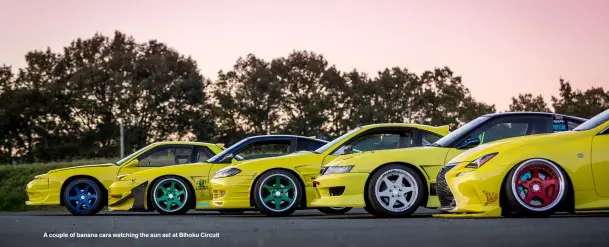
[314,127,362,154]
[573,109,609,131]
[115,143,155,166]
[206,139,248,163]
[433,116,490,147]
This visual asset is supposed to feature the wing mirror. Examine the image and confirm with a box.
[124,159,139,168]
[456,137,481,150]
[343,145,353,155]
[219,154,235,164]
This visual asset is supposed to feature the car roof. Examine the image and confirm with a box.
[152,141,219,146]
[482,112,588,122]
[243,135,329,143]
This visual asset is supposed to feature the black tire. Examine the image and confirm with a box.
[365,164,424,218]
[252,169,303,217]
[63,178,105,216]
[317,207,353,215]
[219,210,245,215]
[503,159,568,217]
[149,176,192,215]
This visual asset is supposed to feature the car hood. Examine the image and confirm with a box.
[450,131,578,163]
[47,163,115,174]
[233,151,317,168]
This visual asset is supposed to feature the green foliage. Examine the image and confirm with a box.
[0,158,117,211]
[0,30,606,164]
[509,93,551,112]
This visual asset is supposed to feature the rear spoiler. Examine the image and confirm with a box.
[215,143,226,150]
[436,125,450,135]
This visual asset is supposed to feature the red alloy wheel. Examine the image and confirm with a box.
[514,163,562,209]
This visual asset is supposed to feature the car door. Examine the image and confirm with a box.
[591,127,609,197]
[117,144,196,175]
[446,115,550,163]
[208,139,295,178]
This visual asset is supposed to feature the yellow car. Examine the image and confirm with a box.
[209,123,450,216]
[107,135,328,214]
[437,109,609,218]
[311,112,587,217]
[26,141,224,215]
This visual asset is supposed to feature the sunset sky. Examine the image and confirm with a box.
[1,0,607,110]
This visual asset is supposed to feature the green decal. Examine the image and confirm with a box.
[197,179,206,190]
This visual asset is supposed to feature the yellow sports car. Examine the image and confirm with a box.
[209,123,450,216]
[26,141,224,215]
[107,135,328,214]
[437,109,609,218]
[311,112,586,217]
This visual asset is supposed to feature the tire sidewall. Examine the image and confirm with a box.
[366,165,424,217]
[63,178,104,216]
[149,176,192,215]
[253,170,303,217]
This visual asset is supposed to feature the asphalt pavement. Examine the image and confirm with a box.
[1,208,609,247]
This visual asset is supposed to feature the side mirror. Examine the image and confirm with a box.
[343,145,353,155]
[219,154,235,164]
[125,159,139,168]
[456,137,481,150]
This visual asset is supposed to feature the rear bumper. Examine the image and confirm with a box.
[108,180,149,211]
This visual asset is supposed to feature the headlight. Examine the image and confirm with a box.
[322,165,354,175]
[213,168,242,179]
[465,153,498,169]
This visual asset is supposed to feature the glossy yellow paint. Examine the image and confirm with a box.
[107,158,237,211]
[25,141,223,207]
[438,114,609,218]
[209,123,450,210]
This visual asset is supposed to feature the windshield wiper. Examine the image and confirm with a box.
[426,143,441,147]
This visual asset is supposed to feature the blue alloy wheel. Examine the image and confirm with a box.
[63,178,104,216]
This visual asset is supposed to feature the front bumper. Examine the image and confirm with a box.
[434,167,503,218]
[309,173,368,208]
[25,178,60,206]
[107,180,149,211]
[210,176,253,209]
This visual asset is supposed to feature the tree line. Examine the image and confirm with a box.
[0,31,607,163]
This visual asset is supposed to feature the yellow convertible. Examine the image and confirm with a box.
[437,109,609,218]
[209,123,450,216]
[26,141,224,215]
[311,112,586,217]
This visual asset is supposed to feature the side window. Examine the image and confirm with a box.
[566,118,583,131]
[138,146,193,167]
[235,140,292,160]
[296,139,325,151]
[422,132,442,146]
[333,131,413,155]
[467,117,547,145]
[196,146,214,162]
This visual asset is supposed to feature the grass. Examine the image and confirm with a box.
[0,158,118,211]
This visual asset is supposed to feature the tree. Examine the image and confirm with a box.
[211,54,283,144]
[551,78,609,118]
[509,93,550,112]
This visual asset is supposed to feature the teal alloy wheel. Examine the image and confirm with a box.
[150,177,191,215]
[254,170,302,217]
[261,175,296,211]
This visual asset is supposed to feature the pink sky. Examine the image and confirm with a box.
[1,0,607,110]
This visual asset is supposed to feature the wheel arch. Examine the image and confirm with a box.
[60,175,107,206]
[363,162,430,207]
[249,168,307,208]
[146,175,197,210]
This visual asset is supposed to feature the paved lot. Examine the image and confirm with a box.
[1,208,609,247]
